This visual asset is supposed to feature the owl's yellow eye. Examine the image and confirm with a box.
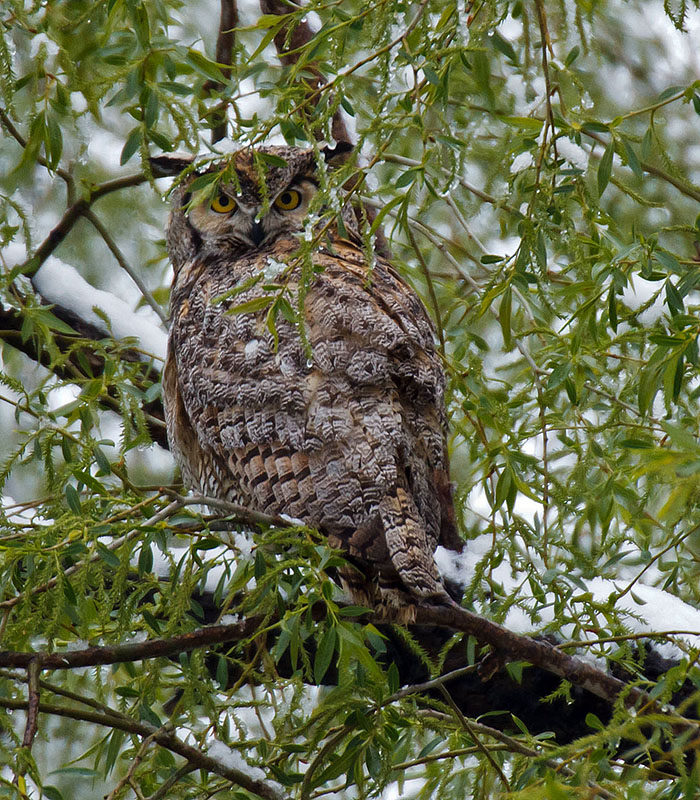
[274,189,302,211]
[211,193,237,214]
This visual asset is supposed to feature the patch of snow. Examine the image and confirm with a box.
[620,274,666,325]
[207,740,282,790]
[33,256,167,361]
[511,151,534,173]
[30,32,59,59]
[436,537,700,660]
[556,138,589,170]
[231,531,255,561]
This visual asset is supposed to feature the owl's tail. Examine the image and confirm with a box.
[379,487,450,603]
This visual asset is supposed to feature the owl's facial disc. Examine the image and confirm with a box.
[186,175,317,252]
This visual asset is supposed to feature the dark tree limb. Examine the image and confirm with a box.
[1,589,694,733]
[203,0,239,144]
[0,617,262,670]
[0,301,168,448]
[259,0,354,145]
[20,658,40,750]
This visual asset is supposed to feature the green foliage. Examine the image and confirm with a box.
[2,0,700,797]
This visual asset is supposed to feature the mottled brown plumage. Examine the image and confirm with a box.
[158,145,462,614]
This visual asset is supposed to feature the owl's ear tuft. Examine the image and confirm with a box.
[322,141,354,166]
[149,153,196,178]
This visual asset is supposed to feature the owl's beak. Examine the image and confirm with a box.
[250,219,266,246]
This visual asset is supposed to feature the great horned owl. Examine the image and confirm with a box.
[154,145,462,613]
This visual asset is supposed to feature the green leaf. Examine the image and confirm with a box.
[227,296,275,316]
[104,729,125,777]
[490,31,518,63]
[44,113,63,171]
[620,438,654,449]
[30,307,78,335]
[96,543,120,569]
[120,127,142,165]
[585,712,604,730]
[657,85,683,101]
[564,45,580,66]
[654,250,682,274]
[186,49,228,83]
[665,279,684,313]
[498,115,544,132]
[395,167,422,188]
[131,3,151,48]
[257,151,289,168]
[137,544,153,574]
[248,23,284,63]
[143,86,159,128]
[597,138,614,196]
[65,484,82,514]
[638,360,663,416]
[369,195,404,237]
[608,285,618,331]
[255,13,288,28]
[216,655,229,688]
[93,445,111,475]
[139,703,162,728]
[499,286,512,349]
[387,661,400,694]
[621,136,643,179]
[42,786,66,800]
[314,626,337,683]
[338,605,371,616]
[254,549,266,579]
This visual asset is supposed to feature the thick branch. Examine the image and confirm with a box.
[0,301,168,448]
[259,0,354,145]
[0,591,685,725]
[407,604,643,707]
[0,617,261,670]
[19,173,147,278]
[21,658,40,750]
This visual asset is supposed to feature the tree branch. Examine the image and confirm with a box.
[0,617,261,670]
[0,697,285,800]
[0,301,168,448]
[82,207,168,325]
[19,172,147,278]
[203,0,239,144]
[20,658,40,750]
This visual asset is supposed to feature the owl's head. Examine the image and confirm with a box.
[152,144,352,273]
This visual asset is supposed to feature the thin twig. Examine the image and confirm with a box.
[405,225,445,353]
[105,728,162,800]
[438,683,510,791]
[384,663,477,704]
[82,208,168,325]
[143,764,196,800]
[21,658,41,750]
